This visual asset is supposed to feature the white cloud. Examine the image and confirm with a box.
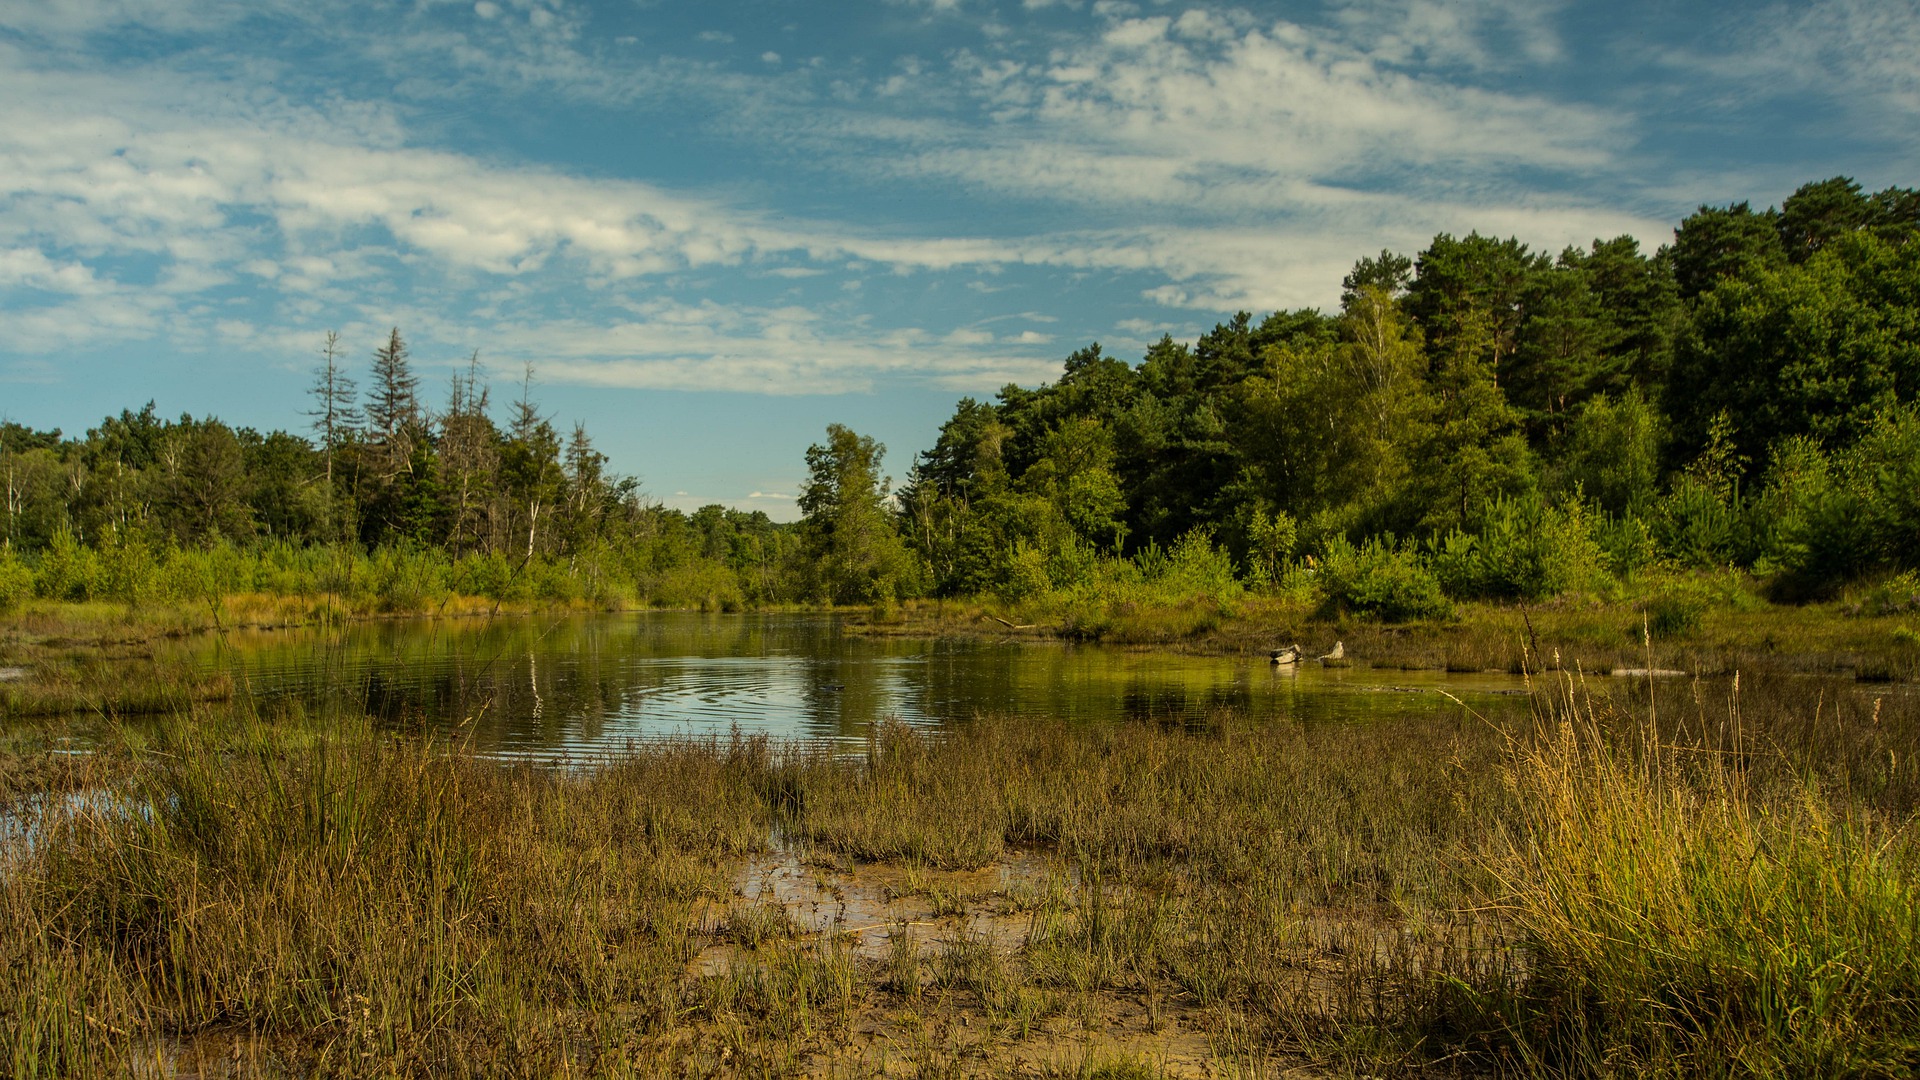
[1327,0,1568,71]
[0,1,1710,403]
[1706,0,1920,122]
[909,12,1619,214]
[0,248,106,293]
[492,300,1064,395]
[0,0,268,36]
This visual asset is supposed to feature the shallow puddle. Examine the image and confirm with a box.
[691,845,1059,976]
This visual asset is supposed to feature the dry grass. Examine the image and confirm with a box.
[853,592,1920,684]
[1486,672,1920,1077]
[2,663,1917,1077]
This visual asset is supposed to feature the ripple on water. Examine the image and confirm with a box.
[183,612,1543,759]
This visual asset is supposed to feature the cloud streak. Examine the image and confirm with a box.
[1,0,1867,410]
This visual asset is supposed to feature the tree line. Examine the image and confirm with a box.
[811,176,1920,614]
[0,331,796,610]
[3,175,1917,616]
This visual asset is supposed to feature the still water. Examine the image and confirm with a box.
[192,612,1532,758]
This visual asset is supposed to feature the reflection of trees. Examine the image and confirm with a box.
[217,612,1537,755]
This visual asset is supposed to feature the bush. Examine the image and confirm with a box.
[1315,535,1451,621]
[0,549,31,612]
[1747,407,1920,598]
[451,551,527,601]
[1852,572,1920,617]
[1430,494,1610,601]
[364,544,450,612]
[1651,476,1747,569]
[995,542,1053,603]
[95,537,160,606]
[1158,528,1242,602]
[33,531,99,601]
[1594,513,1657,579]
[647,558,745,611]
[1643,591,1706,638]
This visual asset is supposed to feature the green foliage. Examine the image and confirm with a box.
[1157,528,1242,601]
[1555,390,1663,517]
[1643,590,1707,638]
[1667,231,1920,466]
[1430,494,1609,601]
[0,549,31,612]
[648,558,746,611]
[1651,418,1749,570]
[1853,572,1920,618]
[1748,405,1920,595]
[5,176,1918,617]
[33,531,100,601]
[1243,506,1298,589]
[798,425,919,605]
[1315,535,1451,622]
[997,540,1055,603]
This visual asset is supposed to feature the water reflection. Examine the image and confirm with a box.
[188,613,1533,758]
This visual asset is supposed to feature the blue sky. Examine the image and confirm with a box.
[1,0,1915,519]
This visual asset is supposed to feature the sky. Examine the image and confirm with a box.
[1,0,1916,519]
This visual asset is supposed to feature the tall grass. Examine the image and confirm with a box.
[3,669,1916,1076]
[2,710,770,1076]
[1492,673,1920,1077]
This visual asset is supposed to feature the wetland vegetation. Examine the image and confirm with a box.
[3,175,1920,1075]
[2,660,1916,1077]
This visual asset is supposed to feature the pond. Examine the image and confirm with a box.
[184,612,1535,759]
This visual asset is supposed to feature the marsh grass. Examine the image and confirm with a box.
[859,590,1920,684]
[1,666,1916,1077]
[1489,672,1920,1077]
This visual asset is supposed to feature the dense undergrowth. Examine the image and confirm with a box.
[3,662,1915,1077]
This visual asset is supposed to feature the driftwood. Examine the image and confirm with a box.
[990,615,1041,630]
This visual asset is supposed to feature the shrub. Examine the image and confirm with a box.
[1158,528,1242,602]
[1594,513,1658,579]
[33,531,99,601]
[995,541,1053,603]
[364,544,450,612]
[1853,572,1920,617]
[1430,494,1609,601]
[1650,476,1747,569]
[1315,535,1451,621]
[1643,591,1706,638]
[95,537,160,607]
[1751,407,1920,595]
[648,557,745,611]
[451,550,527,601]
[0,549,31,612]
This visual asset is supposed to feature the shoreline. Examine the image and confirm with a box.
[845,595,1920,683]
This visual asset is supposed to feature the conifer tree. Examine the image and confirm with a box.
[306,331,360,536]
[366,327,421,481]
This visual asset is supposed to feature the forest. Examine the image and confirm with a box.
[2,175,1917,620]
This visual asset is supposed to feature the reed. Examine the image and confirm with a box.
[1489,673,1920,1077]
[1,667,1915,1076]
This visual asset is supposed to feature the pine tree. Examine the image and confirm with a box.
[306,331,359,504]
[366,327,421,480]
